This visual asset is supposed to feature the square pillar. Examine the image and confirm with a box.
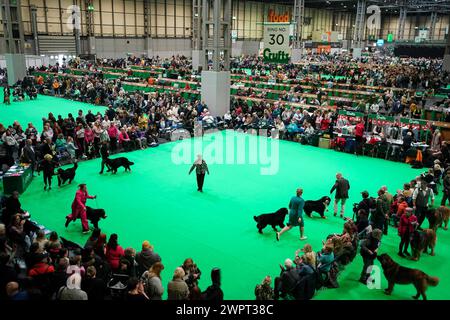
[444,55,450,73]
[352,48,362,59]
[87,36,96,55]
[201,70,230,117]
[291,48,302,63]
[192,50,203,71]
[5,54,26,85]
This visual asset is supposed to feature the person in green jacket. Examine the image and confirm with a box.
[277,188,307,241]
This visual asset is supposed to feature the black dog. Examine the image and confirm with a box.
[57,162,78,186]
[253,208,288,234]
[86,206,107,229]
[304,196,331,218]
[105,157,134,174]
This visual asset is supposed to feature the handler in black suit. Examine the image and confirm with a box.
[21,139,37,175]
[99,141,111,174]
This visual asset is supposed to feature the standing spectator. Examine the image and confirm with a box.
[370,189,389,232]
[412,181,435,229]
[201,268,223,301]
[441,170,450,206]
[141,261,164,300]
[354,120,365,154]
[330,173,350,218]
[397,207,418,258]
[135,240,161,276]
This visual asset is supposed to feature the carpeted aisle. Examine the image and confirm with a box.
[1,95,449,300]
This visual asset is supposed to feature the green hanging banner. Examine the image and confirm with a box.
[338,110,365,118]
[367,114,395,122]
[400,118,428,126]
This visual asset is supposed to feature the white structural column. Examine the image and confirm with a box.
[444,27,450,72]
[200,0,231,117]
[429,11,438,41]
[1,0,26,85]
[144,0,153,57]
[192,0,203,71]
[396,3,407,42]
[291,0,304,63]
[352,0,366,59]
[85,0,96,55]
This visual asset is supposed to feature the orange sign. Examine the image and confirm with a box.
[317,45,331,54]
[267,9,290,23]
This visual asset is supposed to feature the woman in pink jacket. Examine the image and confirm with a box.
[65,184,97,233]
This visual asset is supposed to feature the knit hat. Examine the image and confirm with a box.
[142,240,153,250]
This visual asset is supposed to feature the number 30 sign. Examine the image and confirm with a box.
[263,23,291,64]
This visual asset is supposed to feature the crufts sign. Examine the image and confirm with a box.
[263,24,291,64]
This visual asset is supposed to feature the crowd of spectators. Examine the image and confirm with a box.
[0,190,223,300]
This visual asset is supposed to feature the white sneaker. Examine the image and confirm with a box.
[300,236,308,241]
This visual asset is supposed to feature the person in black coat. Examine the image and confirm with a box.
[201,268,223,301]
[81,265,107,301]
[2,191,25,224]
[38,154,58,191]
[359,228,382,284]
[274,259,300,300]
[0,253,17,301]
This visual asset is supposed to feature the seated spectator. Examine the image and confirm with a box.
[119,127,133,151]
[105,234,124,273]
[6,281,30,300]
[317,244,335,273]
[255,276,274,300]
[55,134,67,152]
[274,258,299,300]
[56,273,87,300]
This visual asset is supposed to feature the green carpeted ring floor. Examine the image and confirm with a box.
[1,94,449,300]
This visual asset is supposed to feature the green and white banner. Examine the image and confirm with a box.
[263,23,291,64]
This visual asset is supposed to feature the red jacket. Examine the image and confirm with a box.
[106,245,124,270]
[398,214,417,236]
[396,201,408,217]
[72,189,94,211]
[355,123,365,137]
[28,262,55,277]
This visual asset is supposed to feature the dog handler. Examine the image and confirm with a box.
[189,154,209,192]
[277,188,307,241]
[65,184,97,234]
